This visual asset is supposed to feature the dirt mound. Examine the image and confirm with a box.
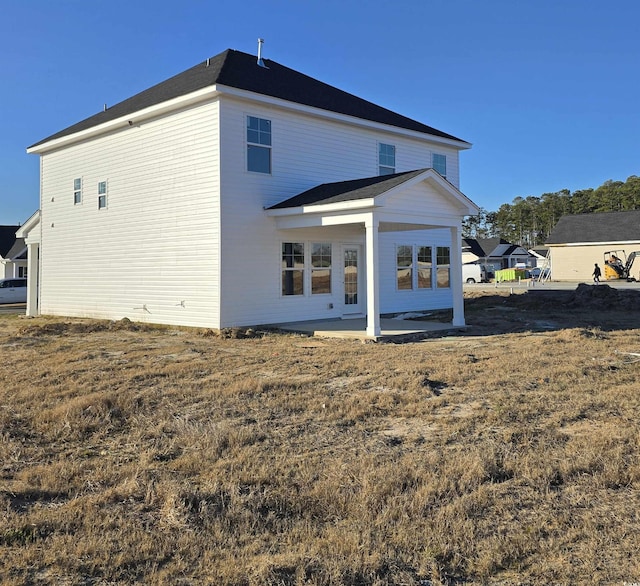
[18,318,146,337]
[566,283,640,310]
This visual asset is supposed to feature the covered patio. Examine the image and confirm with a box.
[267,168,480,338]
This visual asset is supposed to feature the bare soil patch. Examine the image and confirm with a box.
[1,286,640,585]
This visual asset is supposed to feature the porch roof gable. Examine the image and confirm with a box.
[266,168,479,217]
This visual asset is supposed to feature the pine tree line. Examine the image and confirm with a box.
[463,175,640,247]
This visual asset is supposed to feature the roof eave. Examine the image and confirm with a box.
[218,85,472,150]
[266,198,378,216]
[27,86,222,155]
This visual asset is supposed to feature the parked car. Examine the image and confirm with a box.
[0,278,27,303]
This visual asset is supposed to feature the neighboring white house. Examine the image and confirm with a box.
[462,237,533,278]
[22,48,478,337]
[0,226,26,279]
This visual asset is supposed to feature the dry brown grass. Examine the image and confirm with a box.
[2,287,640,585]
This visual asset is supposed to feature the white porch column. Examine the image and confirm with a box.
[26,243,39,317]
[450,225,465,326]
[365,214,381,337]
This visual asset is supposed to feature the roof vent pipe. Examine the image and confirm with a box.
[257,38,268,68]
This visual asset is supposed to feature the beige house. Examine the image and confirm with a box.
[546,210,640,281]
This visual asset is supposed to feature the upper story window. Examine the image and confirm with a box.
[73,178,82,205]
[378,143,396,175]
[247,116,272,174]
[98,181,108,209]
[432,153,447,178]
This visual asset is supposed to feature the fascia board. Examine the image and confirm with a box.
[217,85,472,150]
[16,210,41,238]
[376,169,480,215]
[266,199,377,216]
[27,86,221,154]
[546,241,640,247]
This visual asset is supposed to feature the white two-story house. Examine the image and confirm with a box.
[22,48,478,337]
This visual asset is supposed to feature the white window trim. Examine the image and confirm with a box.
[280,241,333,298]
[396,244,440,291]
[73,177,82,205]
[378,142,396,175]
[246,114,272,175]
[98,180,108,210]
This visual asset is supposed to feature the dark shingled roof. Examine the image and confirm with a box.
[0,226,20,258]
[546,210,640,244]
[462,238,488,257]
[267,169,428,209]
[6,238,26,260]
[30,49,465,149]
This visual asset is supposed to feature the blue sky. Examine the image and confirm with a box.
[2,0,639,224]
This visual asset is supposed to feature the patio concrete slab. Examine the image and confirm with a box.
[274,318,465,340]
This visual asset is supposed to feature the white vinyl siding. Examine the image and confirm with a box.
[38,100,221,328]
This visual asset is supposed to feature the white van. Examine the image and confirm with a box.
[462,264,486,284]
[0,278,28,304]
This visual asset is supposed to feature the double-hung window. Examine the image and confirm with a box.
[247,116,272,174]
[432,153,447,178]
[282,243,304,295]
[396,245,413,290]
[437,246,451,288]
[311,243,332,294]
[98,181,107,209]
[73,178,82,205]
[379,143,396,175]
[417,246,432,289]
[282,242,332,296]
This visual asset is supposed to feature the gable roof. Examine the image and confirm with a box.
[546,210,640,244]
[466,237,511,257]
[29,49,467,150]
[267,169,428,209]
[0,226,20,258]
[6,238,26,260]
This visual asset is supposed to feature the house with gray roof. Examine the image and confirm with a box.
[462,237,533,278]
[546,210,640,281]
[20,47,478,336]
[0,226,27,280]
